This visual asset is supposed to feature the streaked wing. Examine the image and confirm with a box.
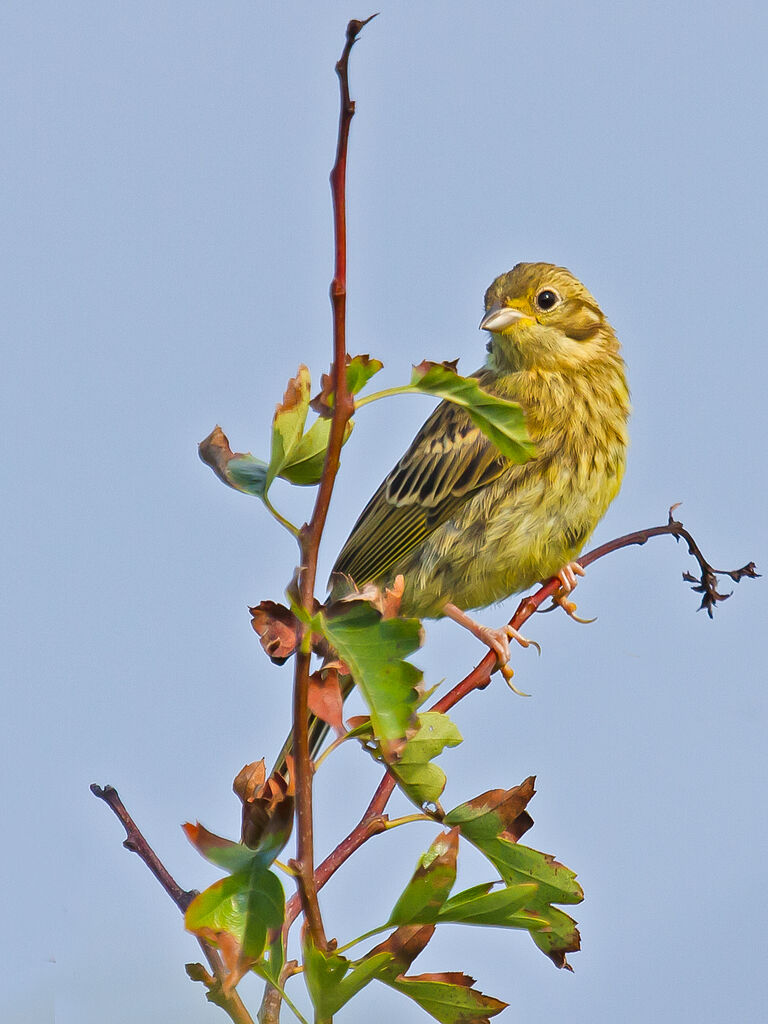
[332,399,507,586]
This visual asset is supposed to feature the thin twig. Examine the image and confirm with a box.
[90,784,255,1024]
[290,14,375,957]
[282,511,757,926]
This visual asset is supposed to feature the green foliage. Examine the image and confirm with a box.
[303,939,392,1019]
[383,973,508,1024]
[184,862,284,979]
[388,830,459,925]
[318,601,424,757]
[391,712,463,806]
[410,361,535,464]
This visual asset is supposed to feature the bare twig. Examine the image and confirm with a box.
[282,511,757,926]
[90,785,255,1024]
[290,15,375,958]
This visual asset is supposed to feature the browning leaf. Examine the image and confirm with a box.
[444,777,536,842]
[367,924,436,973]
[233,759,294,858]
[307,667,345,736]
[386,971,507,1023]
[249,601,299,664]
[311,353,384,417]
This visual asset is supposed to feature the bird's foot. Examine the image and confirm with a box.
[552,561,596,624]
[443,602,540,692]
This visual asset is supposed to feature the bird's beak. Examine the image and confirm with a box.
[479,305,531,332]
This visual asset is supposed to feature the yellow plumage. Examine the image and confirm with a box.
[333,262,630,618]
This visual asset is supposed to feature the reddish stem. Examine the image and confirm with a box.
[291,16,376,955]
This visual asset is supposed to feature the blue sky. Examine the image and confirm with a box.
[3,2,767,1022]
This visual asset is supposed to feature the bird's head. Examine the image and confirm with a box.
[481,262,619,372]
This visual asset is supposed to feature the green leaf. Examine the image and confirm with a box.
[390,712,463,806]
[527,904,581,969]
[438,882,544,928]
[319,601,423,756]
[312,353,385,416]
[184,864,284,965]
[348,354,384,394]
[227,455,269,496]
[388,830,459,926]
[303,938,392,1019]
[462,837,582,907]
[277,415,353,485]
[266,365,312,489]
[384,973,507,1024]
[410,361,535,464]
[182,823,261,873]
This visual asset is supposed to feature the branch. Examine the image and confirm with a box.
[90,785,255,1024]
[283,510,757,924]
[290,13,377,957]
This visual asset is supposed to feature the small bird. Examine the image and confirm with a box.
[331,262,630,669]
[275,262,630,769]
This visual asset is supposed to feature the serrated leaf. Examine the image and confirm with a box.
[319,601,423,757]
[464,837,583,907]
[311,353,385,416]
[384,972,507,1024]
[388,830,459,926]
[390,712,463,806]
[411,361,534,464]
[185,865,284,989]
[527,904,581,969]
[438,882,543,928]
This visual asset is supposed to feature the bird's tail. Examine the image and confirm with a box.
[270,672,356,778]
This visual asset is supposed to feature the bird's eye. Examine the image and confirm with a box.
[535,289,560,311]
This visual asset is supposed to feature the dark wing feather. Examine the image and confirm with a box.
[332,400,507,586]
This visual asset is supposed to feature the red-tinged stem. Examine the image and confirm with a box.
[290,16,377,957]
[90,785,255,1024]
[284,512,757,920]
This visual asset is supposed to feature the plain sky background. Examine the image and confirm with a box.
[3,2,767,1022]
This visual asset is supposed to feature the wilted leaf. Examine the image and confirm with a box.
[384,972,507,1024]
[390,713,463,806]
[232,759,293,861]
[319,601,424,758]
[444,777,536,842]
[311,353,384,416]
[199,426,268,498]
[185,865,284,992]
[388,830,459,926]
[249,601,299,664]
[411,361,535,464]
[307,666,345,736]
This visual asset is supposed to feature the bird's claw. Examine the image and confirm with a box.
[552,560,596,624]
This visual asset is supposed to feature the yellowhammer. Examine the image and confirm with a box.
[272,262,630,768]
[331,261,630,668]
